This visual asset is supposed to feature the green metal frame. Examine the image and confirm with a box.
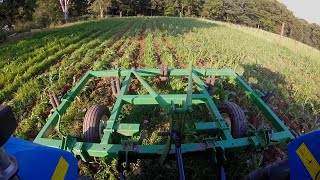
[34,68,294,162]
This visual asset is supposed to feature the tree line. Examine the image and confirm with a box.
[0,0,319,50]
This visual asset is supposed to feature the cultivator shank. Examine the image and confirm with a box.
[34,67,294,178]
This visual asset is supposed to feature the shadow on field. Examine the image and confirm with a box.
[151,17,219,37]
[14,17,219,47]
[240,63,319,132]
[220,64,293,179]
[221,63,320,178]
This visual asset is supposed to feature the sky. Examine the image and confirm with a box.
[278,0,320,24]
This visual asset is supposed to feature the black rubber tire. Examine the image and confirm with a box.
[83,104,110,143]
[247,160,290,180]
[219,102,247,138]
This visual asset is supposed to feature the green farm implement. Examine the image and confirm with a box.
[34,66,294,179]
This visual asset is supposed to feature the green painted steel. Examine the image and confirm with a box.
[195,122,220,136]
[114,123,140,136]
[34,68,294,164]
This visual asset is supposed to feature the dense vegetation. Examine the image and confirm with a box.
[0,0,320,50]
[0,17,319,178]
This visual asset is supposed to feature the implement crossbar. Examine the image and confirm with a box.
[34,68,294,161]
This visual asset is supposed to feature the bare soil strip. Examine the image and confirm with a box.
[134,19,147,69]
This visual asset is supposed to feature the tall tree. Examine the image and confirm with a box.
[180,0,190,16]
[33,0,61,27]
[150,0,164,16]
[116,0,133,16]
[201,0,223,19]
[88,0,112,18]
[70,0,88,17]
[180,0,202,17]
[164,0,175,16]
[59,0,70,21]
[0,0,19,28]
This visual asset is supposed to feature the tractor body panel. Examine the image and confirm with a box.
[288,130,320,180]
[4,137,78,180]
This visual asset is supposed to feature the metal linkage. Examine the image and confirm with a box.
[116,141,138,180]
[111,77,121,97]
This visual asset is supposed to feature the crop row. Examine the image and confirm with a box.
[0,31,96,88]
[0,20,128,103]
[141,19,157,68]
[60,20,149,133]
[112,21,144,69]
[0,22,99,68]
[0,19,126,82]
[11,19,128,113]
[159,17,320,131]
[152,19,176,67]
[14,19,136,139]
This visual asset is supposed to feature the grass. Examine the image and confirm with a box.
[1,17,319,179]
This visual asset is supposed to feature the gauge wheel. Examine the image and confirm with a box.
[83,104,110,143]
[219,102,247,138]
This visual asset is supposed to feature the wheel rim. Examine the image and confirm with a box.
[221,113,232,131]
[99,115,108,138]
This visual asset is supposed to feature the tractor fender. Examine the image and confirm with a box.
[3,137,78,180]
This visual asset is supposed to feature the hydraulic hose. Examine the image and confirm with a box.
[175,147,185,180]
[173,130,185,180]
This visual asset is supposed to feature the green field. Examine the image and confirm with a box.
[1,17,319,179]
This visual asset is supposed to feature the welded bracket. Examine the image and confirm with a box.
[111,77,121,97]
[117,140,138,173]
[255,89,275,103]
[61,134,75,151]
[204,138,226,165]
[78,142,89,162]
[159,104,174,165]
[249,129,272,151]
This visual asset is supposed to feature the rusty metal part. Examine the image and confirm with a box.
[49,93,60,109]
[205,76,216,95]
[159,64,168,81]
[111,77,121,97]
[261,90,275,103]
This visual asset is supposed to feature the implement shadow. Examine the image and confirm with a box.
[224,63,320,178]
[148,17,219,37]
[240,63,319,132]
